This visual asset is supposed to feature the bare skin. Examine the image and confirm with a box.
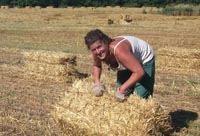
[90,38,145,94]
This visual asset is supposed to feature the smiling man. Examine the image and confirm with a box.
[84,29,155,102]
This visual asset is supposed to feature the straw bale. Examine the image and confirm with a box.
[21,50,76,64]
[157,47,200,74]
[0,48,80,82]
[157,47,200,59]
[21,50,79,82]
[46,6,54,9]
[119,19,131,25]
[53,75,172,136]
[1,6,9,9]
[120,14,132,22]
[25,6,31,9]
[118,14,133,25]
[34,6,41,9]
[23,60,65,75]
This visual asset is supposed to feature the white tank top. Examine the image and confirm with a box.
[113,36,154,71]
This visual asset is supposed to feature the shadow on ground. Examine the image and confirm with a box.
[169,109,198,133]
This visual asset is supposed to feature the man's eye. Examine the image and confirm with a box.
[91,49,96,52]
[97,45,102,49]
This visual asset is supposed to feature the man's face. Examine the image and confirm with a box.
[90,40,107,60]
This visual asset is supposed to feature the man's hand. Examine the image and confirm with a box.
[114,88,127,102]
[93,82,106,97]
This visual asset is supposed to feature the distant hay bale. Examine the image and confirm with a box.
[21,49,79,83]
[119,19,130,25]
[1,6,9,9]
[67,6,74,9]
[157,47,200,74]
[120,14,133,23]
[108,14,133,25]
[107,18,114,24]
[115,6,121,8]
[34,6,42,9]
[25,6,31,9]
[79,6,86,9]
[118,14,133,25]
[46,6,54,9]
[53,75,173,136]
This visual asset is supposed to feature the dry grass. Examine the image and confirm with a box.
[0,7,200,136]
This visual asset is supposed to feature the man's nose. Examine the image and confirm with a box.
[95,48,100,54]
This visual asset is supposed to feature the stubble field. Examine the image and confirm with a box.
[0,7,200,135]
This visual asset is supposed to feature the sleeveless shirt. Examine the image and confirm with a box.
[113,36,154,71]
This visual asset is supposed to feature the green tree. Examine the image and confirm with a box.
[0,0,12,6]
[0,0,200,8]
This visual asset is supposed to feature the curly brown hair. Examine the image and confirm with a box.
[84,29,113,49]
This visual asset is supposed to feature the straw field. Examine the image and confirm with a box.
[0,7,200,136]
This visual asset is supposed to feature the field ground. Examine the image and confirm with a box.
[0,7,200,135]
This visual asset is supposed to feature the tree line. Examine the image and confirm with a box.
[0,0,200,8]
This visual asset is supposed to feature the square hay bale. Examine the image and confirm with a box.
[53,75,173,136]
[156,47,200,74]
[21,50,75,64]
[21,50,79,82]
[0,47,87,82]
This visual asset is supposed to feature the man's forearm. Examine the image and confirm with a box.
[93,65,101,84]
